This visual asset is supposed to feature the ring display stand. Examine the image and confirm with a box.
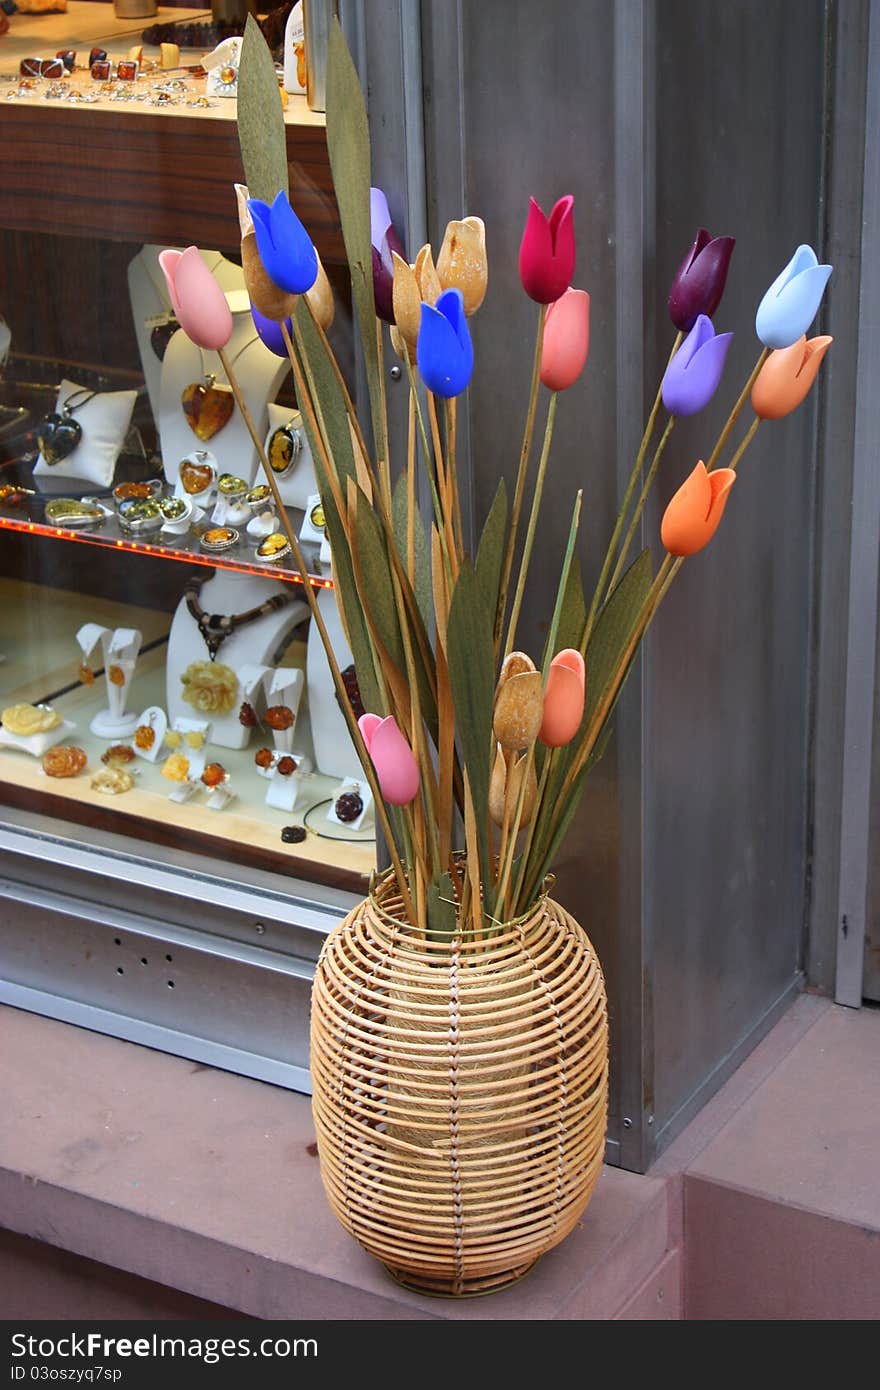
[77,624,143,739]
[264,404,317,509]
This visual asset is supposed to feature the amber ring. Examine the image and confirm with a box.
[200,527,239,553]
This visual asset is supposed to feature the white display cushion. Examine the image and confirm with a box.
[33,379,138,491]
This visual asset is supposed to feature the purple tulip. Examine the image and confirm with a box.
[370,187,405,324]
[661,314,733,417]
[251,304,292,358]
[668,228,736,332]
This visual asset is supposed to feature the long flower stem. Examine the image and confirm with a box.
[403,355,454,583]
[495,303,548,649]
[728,416,760,473]
[605,415,676,598]
[219,343,414,920]
[511,751,553,913]
[705,348,768,472]
[428,391,458,574]
[582,330,682,653]
[504,391,559,659]
[446,397,463,554]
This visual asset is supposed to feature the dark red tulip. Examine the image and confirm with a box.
[370,188,406,324]
[668,228,735,332]
[519,195,576,304]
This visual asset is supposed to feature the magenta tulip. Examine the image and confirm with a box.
[158,247,232,352]
[540,288,590,391]
[519,195,576,304]
[357,713,419,806]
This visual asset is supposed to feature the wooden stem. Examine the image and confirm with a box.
[705,349,768,472]
[604,414,676,601]
[504,390,558,660]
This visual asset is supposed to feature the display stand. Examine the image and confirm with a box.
[307,586,361,781]
[264,404,318,509]
[158,314,288,489]
[77,624,143,739]
[165,571,307,750]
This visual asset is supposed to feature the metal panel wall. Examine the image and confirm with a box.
[410,0,831,1167]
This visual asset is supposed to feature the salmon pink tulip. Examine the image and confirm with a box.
[750,334,833,420]
[539,649,585,748]
[158,247,233,352]
[357,713,419,806]
[540,289,590,391]
[519,195,576,304]
[661,461,735,557]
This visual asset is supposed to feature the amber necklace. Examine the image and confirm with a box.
[184,574,297,661]
[182,334,260,443]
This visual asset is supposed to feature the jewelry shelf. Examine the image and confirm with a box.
[0,4,342,260]
[0,506,333,591]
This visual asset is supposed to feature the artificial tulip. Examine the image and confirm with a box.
[755,244,832,349]
[661,314,733,417]
[750,334,833,420]
[392,247,442,357]
[236,183,297,322]
[519,195,576,304]
[306,251,335,332]
[489,744,538,828]
[660,461,735,557]
[370,187,406,324]
[493,651,543,751]
[158,247,232,352]
[250,305,291,358]
[357,713,419,806]
[247,190,318,296]
[539,649,585,748]
[540,288,590,391]
[436,217,488,317]
[667,228,735,332]
[417,288,474,398]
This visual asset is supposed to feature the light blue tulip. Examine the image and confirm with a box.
[247,191,318,296]
[416,288,474,399]
[755,245,831,349]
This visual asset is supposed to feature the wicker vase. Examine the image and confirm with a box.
[310,872,608,1297]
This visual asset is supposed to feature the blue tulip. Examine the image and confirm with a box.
[247,190,318,296]
[416,289,474,398]
[755,244,831,349]
[251,305,291,359]
[661,314,733,417]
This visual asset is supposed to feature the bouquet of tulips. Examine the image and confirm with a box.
[169,19,832,935]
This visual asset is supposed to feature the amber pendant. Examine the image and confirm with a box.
[38,410,82,465]
[181,379,234,441]
[267,423,301,476]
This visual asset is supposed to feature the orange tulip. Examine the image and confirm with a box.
[539,648,585,748]
[661,461,735,557]
[750,334,833,420]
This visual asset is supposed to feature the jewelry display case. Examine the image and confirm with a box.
[0,1,370,1088]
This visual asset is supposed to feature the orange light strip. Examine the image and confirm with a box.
[0,514,336,590]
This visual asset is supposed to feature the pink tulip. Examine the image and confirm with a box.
[540,288,590,391]
[158,247,233,352]
[539,649,585,748]
[357,713,420,806]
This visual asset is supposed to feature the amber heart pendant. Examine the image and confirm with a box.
[181,377,234,442]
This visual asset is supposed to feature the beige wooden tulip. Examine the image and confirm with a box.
[437,217,487,316]
[306,252,335,332]
[489,743,538,827]
[393,246,443,356]
[492,650,543,752]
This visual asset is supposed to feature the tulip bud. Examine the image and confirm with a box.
[436,217,487,316]
[158,246,232,352]
[750,334,832,420]
[251,305,291,358]
[539,649,585,748]
[489,744,538,828]
[370,187,406,324]
[519,195,576,304]
[540,288,590,391]
[247,190,319,297]
[661,461,735,557]
[417,288,474,399]
[357,713,419,806]
[661,314,733,417]
[755,244,832,349]
[668,228,735,332]
[493,651,543,751]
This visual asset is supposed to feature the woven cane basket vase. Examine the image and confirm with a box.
[310,873,608,1296]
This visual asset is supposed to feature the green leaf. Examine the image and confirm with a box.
[474,479,508,628]
[447,562,495,884]
[353,487,406,674]
[325,21,385,460]
[292,299,357,495]
[237,16,289,203]
[583,549,653,730]
[427,872,456,943]
[392,473,433,634]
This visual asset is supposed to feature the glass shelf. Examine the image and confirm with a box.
[0,505,333,590]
